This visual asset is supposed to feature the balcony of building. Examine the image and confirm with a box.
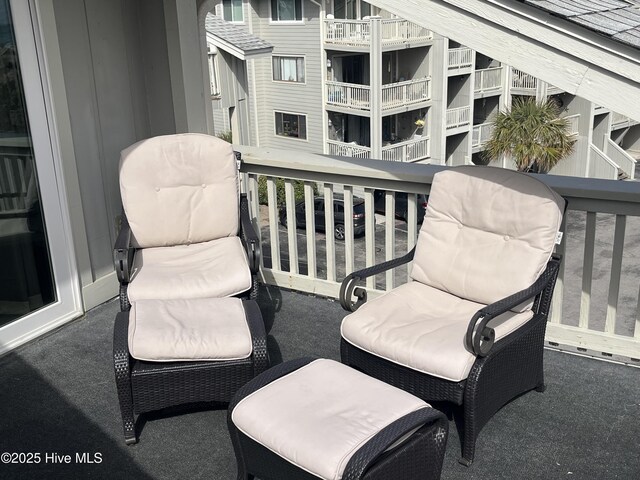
[447,46,473,75]
[612,112,640,130]
[474,66,503,98]
[446,106,471,133]
[510,68,538,95]
[471,122,494,153]
[325,77,432,114]
[323,17,433,52]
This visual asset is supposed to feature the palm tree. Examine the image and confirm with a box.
[484,97,576,173]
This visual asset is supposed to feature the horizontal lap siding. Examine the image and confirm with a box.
[251,0,324,152]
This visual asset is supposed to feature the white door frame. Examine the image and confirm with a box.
[0,0,83,354]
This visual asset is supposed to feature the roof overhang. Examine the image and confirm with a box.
[205,31,273,60]
[370,0,640,120]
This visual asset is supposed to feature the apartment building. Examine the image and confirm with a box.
[206,0,639,179]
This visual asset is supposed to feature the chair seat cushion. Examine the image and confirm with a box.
[341,282,534,382]
[128,297,253,361]
[231,359,430,480]
[127,236,251,302]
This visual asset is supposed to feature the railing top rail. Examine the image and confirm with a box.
[324,19,369,25]
[447,105,470,112]
[449,46,471,51]
[326,80,371,89]
[382,77,430,88]
[477,66,503,73]
[381,136,429,150]
[236,145,640,210]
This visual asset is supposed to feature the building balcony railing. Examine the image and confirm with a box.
[511,68,537,93]
[471,122,494,150]
[323,18,432,48]
[326,139,371,159]
[381,136,430,162]
[474,66,503,95]
[566,114,580,136]
[326,78,431,112]
[611,112,639,129]
[446,106,471,129]
[604,137,636,180]
[237,145,640,364]
[448,47,473,70]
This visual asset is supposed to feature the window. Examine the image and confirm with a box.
[271,0,302,21]
[207,46,221,97]
[275,112,307,140]
[223,0,243,22]
[272,56,305,83]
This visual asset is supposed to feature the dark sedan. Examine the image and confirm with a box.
[279,196,366,240]
[373,190,429,223]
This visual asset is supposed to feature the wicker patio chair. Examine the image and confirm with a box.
[339,166,564,466]
[113,133,260,311]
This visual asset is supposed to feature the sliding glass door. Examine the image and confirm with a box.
[0,0,81,352]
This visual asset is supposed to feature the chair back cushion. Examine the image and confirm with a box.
[119,134,238,248]
[410,166,564,310]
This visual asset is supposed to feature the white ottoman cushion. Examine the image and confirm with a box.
[232,359,430,480]
[128,298,252,362]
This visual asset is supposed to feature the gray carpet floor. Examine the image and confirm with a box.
[0,286,639,479]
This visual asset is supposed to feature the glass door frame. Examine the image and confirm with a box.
[0,0,82,354]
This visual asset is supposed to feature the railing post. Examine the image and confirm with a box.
[370,17,383,159]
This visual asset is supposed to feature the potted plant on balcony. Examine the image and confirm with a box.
[484,97,575,173]
[414,118,425,138]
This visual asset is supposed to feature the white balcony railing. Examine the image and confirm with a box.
[565,114,580,136]
[604,137,636,180]
[446,106,471,129]
[381,137,430,162]
[326,140,371,159]
[327,78,431,112]
[511,68,537,92]
[381,18,433,44]
[238,146,640,363]
[381,77,431,110]
[324,18,432,47]
[448,47,473,70]
[472,122,494,148]
[474,67,503,93]
[589,144,619,180]
[326,81,371,111]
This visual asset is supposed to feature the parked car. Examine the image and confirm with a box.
[279,195,366,240]
[373,190,429,223]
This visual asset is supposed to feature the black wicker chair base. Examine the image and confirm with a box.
[113,300,268,444]
[227,358,449,480]
[341,311,550,466]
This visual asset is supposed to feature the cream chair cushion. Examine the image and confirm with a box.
[128,298,252,361]
[341,282,533,382]
[411,166,564,311]
[232,359,430,480]
[127,236,251,302]
[119,133,239,248]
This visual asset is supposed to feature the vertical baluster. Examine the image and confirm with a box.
[344,186,355,275]
[364,188,375,289]
[407,193,418,282]
[304,182,317,278]
[385,191,395,290]
[284,180,298,274]
[324,184,336,282]
[635,281,640,340]
[605,215,626,334]
[248,175,263,268]
[550,214,567,323]
[266,177,281,271]
[579,212,596,328]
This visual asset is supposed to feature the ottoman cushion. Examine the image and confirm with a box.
[128,298,252,362]
[231,359,431,480]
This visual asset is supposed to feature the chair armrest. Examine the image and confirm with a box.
[339,247,415,312]
[465,256,562,357]
[343,407,448,480]
[113,215,136,284]
[240,194,261,274]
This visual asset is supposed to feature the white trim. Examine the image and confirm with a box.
[271,54,307,84]
[205,31,272,60]
[274,110,309,142]
[81,271,119,311]
[0,0,83,352]
[269,0,305,24]
[221,0,245,23]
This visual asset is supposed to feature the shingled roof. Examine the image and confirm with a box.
[205,14,272,59]
[522,0,640,49]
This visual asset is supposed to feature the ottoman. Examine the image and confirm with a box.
[228,358,448,480]
[113,297,268,444]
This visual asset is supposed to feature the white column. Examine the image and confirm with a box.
[164,0,209,133]
[369,17,382,159]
